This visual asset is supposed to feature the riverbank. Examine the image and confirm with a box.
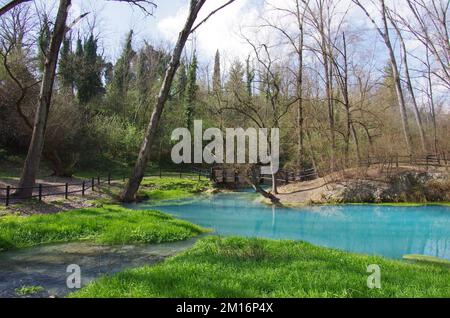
[71,236,450,298]
[0,205,206,252]
[276,169,450,206]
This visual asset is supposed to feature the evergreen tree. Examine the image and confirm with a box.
[73,37,83,93]
[135,49,150,121]
[226,59,245,95]
[59,36,74,93]
[213,49,221,94]
[174,60,187,99]
[37,17,51,74]
[76,34,103,105]
[75,37,83,57]
[184,53,198,130]
[111,30,135,117]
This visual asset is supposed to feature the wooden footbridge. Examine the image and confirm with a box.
[191,167,319,187]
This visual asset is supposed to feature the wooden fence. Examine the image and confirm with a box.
[0,168,210,207]
[1,155,448,206]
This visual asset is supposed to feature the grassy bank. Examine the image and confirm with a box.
[139,178,212,201]
[72,236,450,298]
[0,205,206,252]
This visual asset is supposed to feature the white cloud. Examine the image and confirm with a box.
[158,0,260,61]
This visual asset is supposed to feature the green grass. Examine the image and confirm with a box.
[139,177,212,201]
[403,255,450,267]
[15,285,45,296]
[71,236,450,298]
[0,205,206,252]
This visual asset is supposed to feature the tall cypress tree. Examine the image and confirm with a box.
[37,17,51,74]
[111,30,135,118]
[73,37,83,96]
[174,60,187,99]
[226,59,245,94]
[184,53,198,130]
[213,49,221,94]
[59,36,74,93]
[136,50,148,100]
[76,34,103,105]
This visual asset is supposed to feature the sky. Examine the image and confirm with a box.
[69,0,258,62]
[0,0,380,62]
[1,0,447,97]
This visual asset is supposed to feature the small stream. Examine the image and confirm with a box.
[0,238,199,298]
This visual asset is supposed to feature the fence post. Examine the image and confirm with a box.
[108,173,111,185]
[82,181,85,196]
[159,167,162,179]
[6,186,10,207]
[97,176,100,185]
[38,184,42,202]
[91,178,95,192]
[65,183,69,199]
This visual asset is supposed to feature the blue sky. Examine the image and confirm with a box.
[66,0,254,62]
[1,0,447,98]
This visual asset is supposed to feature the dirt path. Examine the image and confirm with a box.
[0,176,122,215]
[277,178,329,205]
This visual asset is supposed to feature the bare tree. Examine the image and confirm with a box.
[388,11,427,153]
[301,0,350,170]
[0,0,32,17]
[0,4,39,129]
[121,0,237,202]
[2,0,156,198]
[331,32,361,165]
[262,0,309,169]
[14,0,71,198]
[224,36,299,195]
[353,0,413,156]
[400,0,450,88]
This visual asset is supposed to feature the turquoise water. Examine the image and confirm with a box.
[129,193,450,260]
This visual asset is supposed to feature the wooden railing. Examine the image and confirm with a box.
[0,168,210,207]
[1,155,448,206]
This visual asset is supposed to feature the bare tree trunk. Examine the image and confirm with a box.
[391,19,427,154]
[271,169,278,195]
[120,0,207,202]
[246,168,280,204]
[354,0,413,155]
[14,0,71,198]
[296,0,306,169]
[351,125,361,162]
[380,6,413,155]
[333,32,353,167]
[426,48,438,155]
